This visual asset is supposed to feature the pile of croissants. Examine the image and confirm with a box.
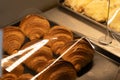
[2,14,95,80]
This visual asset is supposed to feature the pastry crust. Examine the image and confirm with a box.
[20,14,50,40]
[64,0,92,12]
[84,0,108,22]
[3,26,25,54]
[37,60,77,80]
[44,26,73,55]
[58,39,94,72]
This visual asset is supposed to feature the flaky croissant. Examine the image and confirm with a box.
[17,73,33,80]
[44,26,73,55]
[58,38,94,72]
[37,60,77,80]
[1,73,17,80]
[20,14,50,40]
[21,39,54,72]
[3,26,25,55]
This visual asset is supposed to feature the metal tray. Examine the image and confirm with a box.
[58,0,106,28]
[58,0,120,41]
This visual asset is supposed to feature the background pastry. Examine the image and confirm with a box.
[84,0,108,22]
[64,0,93,12]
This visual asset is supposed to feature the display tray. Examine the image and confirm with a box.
[2,14,119,80]
[58,0,120,39]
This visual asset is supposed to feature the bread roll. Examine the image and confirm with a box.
[20,14,50,40]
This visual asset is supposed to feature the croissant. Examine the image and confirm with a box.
[20,14,50,40]
[37,60,77,80]
[2,60,24,76]
[44,26,73,55]
[1,73,17,80]
[58,39,94,72]
[21,39,54,72]
[17,73,33,80]
[3,26,25,55]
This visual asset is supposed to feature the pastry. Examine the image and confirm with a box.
[37,60,77,80]
[3,26,25,54]
[21,39,54,72]
[58,38,94,72]
[64,0,93,12]
[20,14,50,40]
[84,0,108,22]
[1,73,17,80]
[17,73,33,80]
[44,26,73,55]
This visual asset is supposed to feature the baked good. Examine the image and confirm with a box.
[57,38,94,72]
[3,26,25,54]
[44,26,73,55]
[21,39,54,72]
[64,0,92,12]
[2,60,24,76]
[84,0,108,22]
[37,60,77,80]
[21,39,53,60]
[20,14,50,40]
[1,73,17,80]
[108,0,120,32]
[109,10,120,32]
[17,73,33,80]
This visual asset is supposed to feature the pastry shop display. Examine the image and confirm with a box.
[20,14,50,40]
[37,60,77,80]
[44,26,73,55]
[2,14,95,79]
[57,39,94,72]
[3,26,25,55]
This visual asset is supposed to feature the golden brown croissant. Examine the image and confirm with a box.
[1,73,17,80]
[2,61,24,77]
[44,26,73,55]
[37,60,77,80]
[21,39,54,72]
[57,39,94,72]
[3,26,25,55]
[20,14,50,40]
[17,73,33,80]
